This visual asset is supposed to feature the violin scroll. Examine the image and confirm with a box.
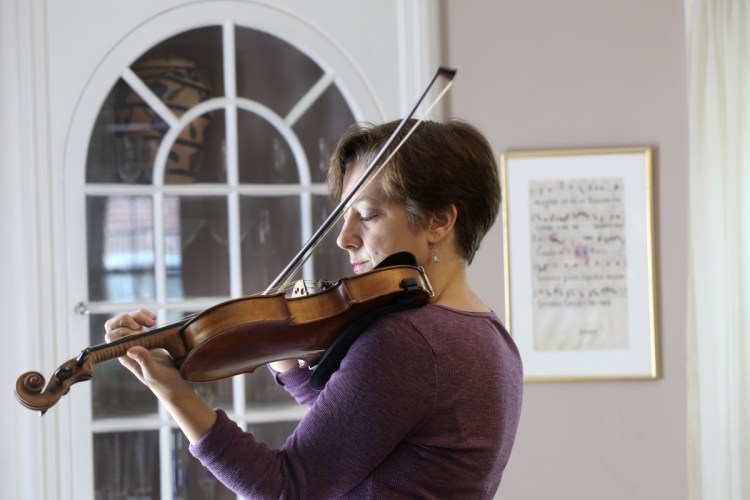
[15,354,94,415]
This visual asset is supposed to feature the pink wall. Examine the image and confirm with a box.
[443,0,689,498]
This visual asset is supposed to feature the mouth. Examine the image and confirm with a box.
[351,261,369,274]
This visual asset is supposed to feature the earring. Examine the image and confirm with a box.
[431,243,440,263]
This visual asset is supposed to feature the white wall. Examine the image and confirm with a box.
[443,1,689,499]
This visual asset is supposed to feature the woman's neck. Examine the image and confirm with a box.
[424,258,490,312]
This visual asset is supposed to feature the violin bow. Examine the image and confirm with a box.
[265,67,457,294]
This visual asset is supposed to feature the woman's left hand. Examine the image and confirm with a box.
[104,309,192,402]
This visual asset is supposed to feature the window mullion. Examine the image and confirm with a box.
[223,19,247,444]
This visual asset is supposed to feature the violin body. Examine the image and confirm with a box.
[15,263,432,413]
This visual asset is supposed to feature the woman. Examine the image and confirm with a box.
[106,119,523,498]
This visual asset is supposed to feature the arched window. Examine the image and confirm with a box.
[83,21,359,498]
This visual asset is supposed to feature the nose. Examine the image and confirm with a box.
[336,214,360,251]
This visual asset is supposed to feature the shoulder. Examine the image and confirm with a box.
[352,305,516,366]
[376,305,512,348]
[370,305,522,379]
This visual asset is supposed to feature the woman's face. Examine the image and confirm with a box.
[336,163,430,274]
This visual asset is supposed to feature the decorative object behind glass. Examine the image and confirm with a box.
[114,56,214,184]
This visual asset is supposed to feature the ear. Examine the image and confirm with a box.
[427,204,457,244]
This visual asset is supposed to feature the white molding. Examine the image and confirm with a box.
[1,0,76,499]
[396,0,444,118]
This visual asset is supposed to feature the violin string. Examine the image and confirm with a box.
[272,76,456,292]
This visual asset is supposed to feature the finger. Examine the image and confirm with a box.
[105,319,139,342]
[126,346,163,385]
[104,316,121,333]
[105,310,156,332]
[105,310,157,342]
[118,354,145,381]
[130,309,157,328]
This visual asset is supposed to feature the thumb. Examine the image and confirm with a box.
[127,346,153,371]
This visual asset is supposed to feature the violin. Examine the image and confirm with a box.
[15,67,456,414]
[15,257,432,414]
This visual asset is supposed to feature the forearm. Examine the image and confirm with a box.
[160,382,218,444]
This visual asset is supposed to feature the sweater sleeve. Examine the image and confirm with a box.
[269,364,320,407]
[189,313,435,499]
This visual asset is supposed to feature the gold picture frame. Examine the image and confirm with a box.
[500,147,660,381]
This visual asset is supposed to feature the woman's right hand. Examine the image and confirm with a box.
[269,359,301,372]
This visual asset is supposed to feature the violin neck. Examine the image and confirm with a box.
[83,320,188,366]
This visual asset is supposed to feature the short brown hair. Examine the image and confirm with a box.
[328,119,500,264]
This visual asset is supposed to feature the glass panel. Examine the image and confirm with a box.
[174,196,230,299]
[179,108,227,184]
[164,198,184,301]
[311,194,350,279]
[237,111,299,184]
[87,196,155,302]
[94,431,160,500]
[245,370,297,407]
[135,27,224,99]
[248,421,300,449]
[89,313,159,418]
[240,196,301,295]
[173,430,235,500]
[162,110,216,185]
[235,26,322,116]
[293,84,356,184]
[86,78,149,184]
[191,379,234,410]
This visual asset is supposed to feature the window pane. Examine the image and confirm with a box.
[172,108,226,184]
[94,431,161,500]
[86,78,150,184]
[293,84,356,184]
[248,421,300,449]
[235,26,322,116]
[245,370,297,407]
[135,27,224,99]
[240,196,301,294]
[174,196,230,299]
[191,379,234,410]
[311,194,350,279]
[237,111,299,184]
[87,196,155,302]
[172,430,234,500]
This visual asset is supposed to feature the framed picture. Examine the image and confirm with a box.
[500,147,659,381]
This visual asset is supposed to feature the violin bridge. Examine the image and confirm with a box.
[290,279,337,297]
[291,280,311,297]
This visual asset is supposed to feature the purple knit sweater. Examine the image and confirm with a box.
[189,304,523,499]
